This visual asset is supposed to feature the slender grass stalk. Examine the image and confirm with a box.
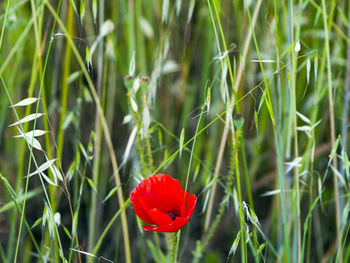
[1,3,58,259]
[202,0,230,233]
[240,141,254,208]
[289,0,301,261]
[2,1,65,261]
[88,0,105,252]
[272,1,286,258]
[203,0,262,235]
[2,1,350,262]
[0,172,45,262]
[212,4,255,250]
[91,199,130,256]
[233,129,247,262]
[300,142,316,263]
[177,94,207,262]
[43,1,84,261]
[29,0,40,50]
[321,1,341,262]
[127,0,136,61]
[143,93,154,172]
[341,9,350,261]
[135,0,147,73]
[0,0,12,51]
[152,81,263,175]
[0,2,32,261]
[307,147,315,263]
[243,1,290,261]
[1,76,65,262]
[192,122,237,263]
[340,0,350,205]
[44,3,132,262]
[32,1,59,260]
[57,3,73,161]
[127,90,148,174]
[69,161,88,263]
[308,0,350,45]
[0,17,34,76]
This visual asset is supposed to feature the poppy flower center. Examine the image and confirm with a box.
[167,211,177,221]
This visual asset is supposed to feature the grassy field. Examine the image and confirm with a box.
[0,0,350,262]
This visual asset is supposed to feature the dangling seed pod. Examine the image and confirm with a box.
[124,75,134,90]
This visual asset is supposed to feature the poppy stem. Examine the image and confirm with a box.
[172,232,177,263]
[167,232,177,263]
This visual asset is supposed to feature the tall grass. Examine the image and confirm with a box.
[0,0,350,262]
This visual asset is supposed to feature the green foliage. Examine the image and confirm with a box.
[0,0,350,262]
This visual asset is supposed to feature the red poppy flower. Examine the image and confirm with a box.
[130,174,197,232]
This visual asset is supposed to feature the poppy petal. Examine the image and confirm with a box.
[130,196,153,224]
[131,174,184,210]
[146,208,173,226]
[186,194,197,216]
[130,174,196,233]
[142,217,189,233]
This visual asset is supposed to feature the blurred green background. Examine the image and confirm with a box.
[0,0,350,262]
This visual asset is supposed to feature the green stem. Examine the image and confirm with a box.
[0,173,44,262]
[192,124,236,263]
[128,91,148,175]
[88,0,105,252]
[44,3,132,262]
[91,200,130,257]
[172,232,177,263]
[143,94,154,173]
[70,162,87,263]
[321,0,341,261]
[289,1,301,260]
[244,0,290,260]
[233,130,247,263]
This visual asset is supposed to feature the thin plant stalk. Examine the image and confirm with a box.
[192,122,237,263]
[44,3,132,262]
[127,90,148,174]
[308,0,350,45]
[88,0,105,252]
[203,0,262,233]
[57,3,73,160]
[143,93,154,172]
[321,0,341,261]
[6,1,65,261]
[340,0,350,195]
[289,0,301,260]
[172,232,177,263]
[0,6,48,263]
[0,173,45,262]
[91,200,130,257]
[233,128,247,263]
[244,0,290,261]
[1,77,66,262]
